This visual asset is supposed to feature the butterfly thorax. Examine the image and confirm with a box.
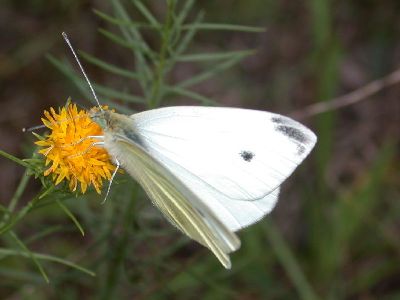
[90,110,131,134]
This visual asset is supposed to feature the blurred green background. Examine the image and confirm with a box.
[1,0,399,299]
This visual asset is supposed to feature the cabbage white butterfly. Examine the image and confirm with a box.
[63,33,317,268]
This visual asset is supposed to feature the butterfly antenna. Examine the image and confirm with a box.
[62,32,103,112]
[22,124,47,132]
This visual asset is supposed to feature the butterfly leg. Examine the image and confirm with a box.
[102,158,120,204]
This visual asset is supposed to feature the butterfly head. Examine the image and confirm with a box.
[89,108,112,130]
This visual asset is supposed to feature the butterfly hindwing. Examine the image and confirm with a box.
[107,133,240,268]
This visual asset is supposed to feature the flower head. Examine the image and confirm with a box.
[35,103,115,194]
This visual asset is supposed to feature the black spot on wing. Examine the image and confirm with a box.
[240,150,255,162]
[276,125,308,144]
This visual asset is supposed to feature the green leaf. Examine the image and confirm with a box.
[174,12,204,57]
[264,220,320,300]
[131,0,160,29]
[94,9,153,29]
[177,53,250,88]
[111,0,153,92]
[0,195,39,236]
[55,199,85,236]
[9,231,49,283]
[0,247,95,276]
[182,23,265,32]
[94,83,145,104]
[47,55,137,113]
[98,28,154,60]
[168,0,194,48]
[164,85,218,105]
[25,225,66,244]
[175,0,195,27]
[176,49,256,62]
[79,50,140,80]
[8,169,31,214]
[0,150,29,168]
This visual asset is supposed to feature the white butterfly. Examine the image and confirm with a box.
[63,32,317,269]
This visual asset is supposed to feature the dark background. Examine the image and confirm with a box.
[1,1,399,299]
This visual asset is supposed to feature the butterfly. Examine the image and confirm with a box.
[63,32,317,268]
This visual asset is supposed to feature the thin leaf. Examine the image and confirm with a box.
[8,169,31,213]
[79,50,140,80]
[25,225,66,244]
[131,0,160,28]
[177,54,249,88]
[0,195,39,235]
[98,28,155,61]
[94,83,145,104]
[169,0,195,47]
[112,0,153,90]
[176,49,256,62]
[164,85,218,105]
[0,267,44,284]
[9,231,49,283]
[47,55,139,113]
[94,9,153,29]
[174,12,204,56]
[39,186,55,199]
[0,247,95,276]
[55,199,85,236]
[0,150,29,168]
[264,220,320,300]
[31,132,45,141]
[175,0,195,26]
[182,23,265,32]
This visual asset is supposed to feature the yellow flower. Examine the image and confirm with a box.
[35,103,115,194]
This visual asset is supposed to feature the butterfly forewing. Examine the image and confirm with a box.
[131,106,317,201]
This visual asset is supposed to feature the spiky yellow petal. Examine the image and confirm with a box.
[35,103,115,194]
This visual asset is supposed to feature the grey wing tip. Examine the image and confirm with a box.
[271,114,317,154]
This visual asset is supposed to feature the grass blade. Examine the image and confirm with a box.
[0,247,95,276]
[264,220,320,300]
[55,199,85,236]
[9,231,49,283]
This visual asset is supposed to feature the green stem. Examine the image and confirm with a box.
[9,170,31,213]
[264,220,320,300]
[149,0,174,108]
[100,189,136,300]
[0,193,41,235]
[0,170,31,227]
